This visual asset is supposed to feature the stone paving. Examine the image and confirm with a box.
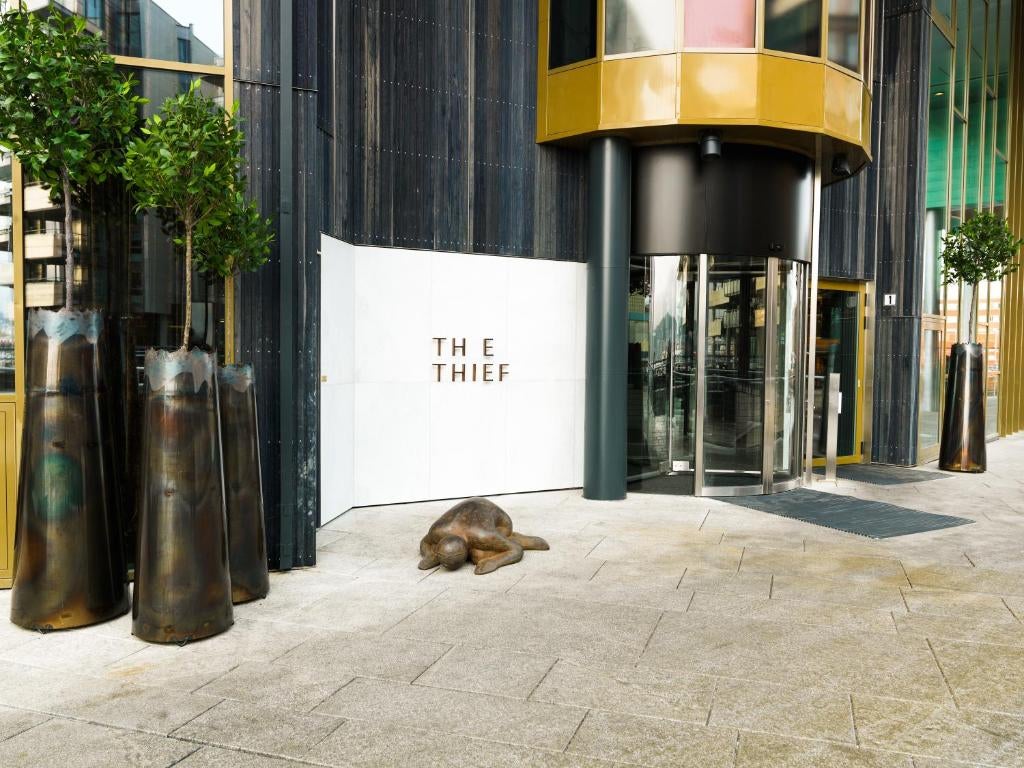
[1,437,1024,767]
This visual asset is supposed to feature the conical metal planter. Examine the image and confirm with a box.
[11,309,128,630]
[133,348,233,643]
[219,364,269,604]
[939,342,987,473]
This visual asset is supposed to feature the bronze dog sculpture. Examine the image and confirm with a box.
[418,498,549,575]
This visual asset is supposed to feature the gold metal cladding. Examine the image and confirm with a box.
[133,348,233,643]
[218,364,269,604]
[10,309,128,630]
[538,51,871,165]
[536,0,872,165]
[999,0,1024,437]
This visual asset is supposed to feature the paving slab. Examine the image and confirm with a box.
[0,630,144,675]
[0,705,49,741]
[687,590,897,633]
[565,710,737,768]
[276,579,447,633]
[413,644,556,699]
[531,658,713,723]
[853,694,1024,767]
[640,612,950,702]
[104,647,242,693]
[0,717,197,768]
[304,719,623,768]
[314,677,587,751]
[930,638,1024,715]
[176,746,316,768]
[389,588,662,667]
[274,631,449,682]
[509,573,695,612]
[894,612,1024,646]
[172,699,342,760]
[735,732,912,767]
[901,587,1018,622]
[195,661,354,713]
[58,681,223,735]
[709,678,856,743]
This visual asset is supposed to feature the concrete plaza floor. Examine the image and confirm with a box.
[1,439,1024,767]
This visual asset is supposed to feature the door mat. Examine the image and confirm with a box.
[812,464,949,485]
[721,488,972,538]
[628,475,695,496]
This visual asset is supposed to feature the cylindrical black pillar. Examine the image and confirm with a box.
[584,137,631,500]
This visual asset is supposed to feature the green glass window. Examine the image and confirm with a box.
[955,0,970,113]
[965,0,985,216]
[951,117,966,223]
[606,0,676,54]
[828,0,861,71]
[765,0,822,57]
[933,0,953,23]
[924,26,952,317]
[550,0,598,68]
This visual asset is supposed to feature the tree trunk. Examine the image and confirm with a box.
[62,169,74,310]
[183,226,193,350]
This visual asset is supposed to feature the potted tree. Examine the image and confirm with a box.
[938,212,1022,473]
[0,7,143,630]
[122,81,272,641]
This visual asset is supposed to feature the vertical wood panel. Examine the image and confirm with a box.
[870,4,930,465]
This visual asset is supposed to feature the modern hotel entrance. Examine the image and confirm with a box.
[628,254,808,496]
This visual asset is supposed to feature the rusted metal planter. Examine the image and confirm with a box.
[219,364,269,603]
[11,309,128,631]
[939,342,987,473]
[133,348,233,643]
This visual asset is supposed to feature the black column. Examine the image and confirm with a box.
[584,137,631,500]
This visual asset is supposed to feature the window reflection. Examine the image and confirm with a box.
[0,154,14,392]
[827,0,861,71]
[10,0,225,64]
[549,0,597,68]
[683,0,754,48]
[75,69,227,385]
[923,27,952,317]
[765,0,822,57]
[605,0,675,55]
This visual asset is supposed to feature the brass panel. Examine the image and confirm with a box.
[547,63,601,137]
[758,55,826,130]
[824,66,864,144]
[601,54,678,127]
[1000,0,1024,436]
[679,53,759,121]
[0,406,11,574]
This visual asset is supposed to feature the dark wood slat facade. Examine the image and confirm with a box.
[233,0,587,567]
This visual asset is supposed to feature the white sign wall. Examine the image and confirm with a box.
[319,234,587,524]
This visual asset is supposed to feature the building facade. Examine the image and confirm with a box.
[1,0,1023,578]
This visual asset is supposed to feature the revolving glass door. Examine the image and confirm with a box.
[628,254,808,496]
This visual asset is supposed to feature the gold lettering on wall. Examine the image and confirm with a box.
[432,337,510,383]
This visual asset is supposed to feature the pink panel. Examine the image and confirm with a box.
[684,0,756,48]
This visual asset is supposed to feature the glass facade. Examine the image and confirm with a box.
[828,0,862,71]
[683,0,755,48]
[813,288,860,460]
[765,0,823,57]
[549,0,597,67]
[0,155,13,392]
[606,0,675,54]
[922,0,1012,449]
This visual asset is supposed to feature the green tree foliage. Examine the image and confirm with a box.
[122,81,272,349]
[0,7,143,309]
[941,213,1023,287]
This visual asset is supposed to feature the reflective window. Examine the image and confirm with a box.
[683,0,755,48]
[772,260,806,482]
[765,0,822,57]
[955,0,969,113]
[814,289,860,460]
[606,0,675,54]
[0,154,13,392]
[919,328,944,451]
[75,69,227,377]
[21,0,225,65]
[924,28,952,317]
[828,0,861,71]
[965,1,985,217]
[932,0,952,23]
[549,0,597,68]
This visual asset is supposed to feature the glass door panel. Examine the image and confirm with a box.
[919,321,944,458]
[627,256,697,481]
[813,287,862,462]
[701,255,767,490]
[772,260,806,484]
